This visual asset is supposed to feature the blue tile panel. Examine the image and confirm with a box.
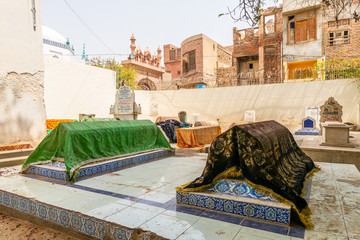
[177,179,291,225]
[206,179,278,202]
[0,190,135,240]
[295,129,319,135]
[24,149,174,182]
[20,163,310,238]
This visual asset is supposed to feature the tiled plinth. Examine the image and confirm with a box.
[295,129,319,135]
[1,156,358,239]
[176,179,291,225]
[24,149,174,182]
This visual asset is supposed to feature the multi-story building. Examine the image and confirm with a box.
[163,34,232,89]
[232,6,283,85]
[282,0,323,81]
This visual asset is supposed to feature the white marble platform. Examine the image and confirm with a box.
[0,153,359,240]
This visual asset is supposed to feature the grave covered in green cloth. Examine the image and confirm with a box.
[22,120,172,181]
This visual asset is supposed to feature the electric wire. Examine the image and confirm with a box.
[63,0,115,54]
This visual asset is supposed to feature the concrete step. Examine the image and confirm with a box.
[0,149,34,160]
[0,156,27,168]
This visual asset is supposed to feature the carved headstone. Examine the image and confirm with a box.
[295,117,319,135]
[305,107,320,125]
[320,97,343,123]
[302,117,316,129]
[118,85,134,114]
[244,110,256,123]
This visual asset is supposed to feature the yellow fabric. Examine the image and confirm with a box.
[176,126,221,148]
[46,119,74,130]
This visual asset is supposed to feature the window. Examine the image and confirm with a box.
[328,19,350,28]
[249,63,253,69]
[264,15,275,35]
[287,10,317,44]
[169,49,176,61]
[183,50,196,73]
[329,30,350,46]
[177,49,181,60]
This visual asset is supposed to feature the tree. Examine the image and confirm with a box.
[220,0,359,26]
[89,57,139,89]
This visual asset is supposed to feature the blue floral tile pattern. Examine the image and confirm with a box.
[71,214,83,232]
[249,204,290,224]
[0,189,149,240]
[84,218,96,236]
[24,149,173,182]
[113,227,133,240]
[19,198,28,213]
[97,221,111,239]
[177,179,291,225]
[38,203,48,220]
[59,210,70,227]
[48,208,59,224]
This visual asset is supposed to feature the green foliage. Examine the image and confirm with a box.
[314,58,360,80]
[89,57,139,89]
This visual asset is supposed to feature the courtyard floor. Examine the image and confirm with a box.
[0,152,359,240]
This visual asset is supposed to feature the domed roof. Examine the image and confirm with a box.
[42,25,67,44]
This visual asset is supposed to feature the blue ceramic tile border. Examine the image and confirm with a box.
[0,190,138,240]
[176,191,290,224]
[295,129,319,135]
[24,149,174,182]
[23,171,309,239]
[22,158,313,239]
[206,179,278,202]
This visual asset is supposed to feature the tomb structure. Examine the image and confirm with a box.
[295,117,319,135]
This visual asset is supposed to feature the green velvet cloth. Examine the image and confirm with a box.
[22,120,172,180]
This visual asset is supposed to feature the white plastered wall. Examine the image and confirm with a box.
[135,80,360,128]
[44,57,116,119]
[0,0,46,145]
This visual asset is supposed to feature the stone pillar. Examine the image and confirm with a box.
[259,46,265,84]
[258,14,265,84]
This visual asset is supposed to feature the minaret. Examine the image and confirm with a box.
[81,43,86,60]
[157,46,162,63]
[130,34,136,55]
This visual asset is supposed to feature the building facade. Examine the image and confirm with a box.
[121,34,165,91]
[232,6,283,86]
[164,34,232,89]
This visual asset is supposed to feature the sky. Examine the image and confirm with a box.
[40,0,252,61]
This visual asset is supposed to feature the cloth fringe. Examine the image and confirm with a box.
[177,165,320,228]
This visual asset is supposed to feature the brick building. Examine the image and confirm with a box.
[232,6,283,85]
[121,34,165,90]
[322,18,360,58]
[163,34,232,89]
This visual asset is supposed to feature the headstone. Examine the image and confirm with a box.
[151,103,158,116]
[295,117,319,135]
[178,111,187,122]
[305,107,320,125]
[244,110,256,123]
[193,113,200,122]
[118,85,134,114]
[303,117,315,129]
[320,97,343,123]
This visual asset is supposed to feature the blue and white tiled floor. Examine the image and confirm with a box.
[0,153,359,239]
